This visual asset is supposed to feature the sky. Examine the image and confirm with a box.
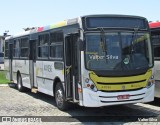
[0,0,159,35]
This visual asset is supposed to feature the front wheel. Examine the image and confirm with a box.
[55,83,69,111]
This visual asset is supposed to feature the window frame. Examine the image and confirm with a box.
[20,37,29,59]
[13,39,20,59]
[37,32,50,59]
[49,31,64,60]
[152,34,160,60]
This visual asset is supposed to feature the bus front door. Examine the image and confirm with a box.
[64,33,80,102]
[29,40,37,89]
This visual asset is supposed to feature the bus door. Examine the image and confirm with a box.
[64,33,80,102]
[29,40,37,88]
[9,43,13,81]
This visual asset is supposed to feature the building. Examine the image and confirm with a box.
[0,35,4,53]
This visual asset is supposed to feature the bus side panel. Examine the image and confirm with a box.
[13,59,31,88]
[154,61,160,98]
[36,61,64,96]
[35,60,43,91]
[36,60,54,96]
[154,61,160,80]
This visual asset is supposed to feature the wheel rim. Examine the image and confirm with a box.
[55,89,63,108]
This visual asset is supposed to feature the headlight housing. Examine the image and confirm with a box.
[146,75,155,88]
[84,77,97,92]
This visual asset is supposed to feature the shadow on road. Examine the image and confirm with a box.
[148,97,160,107]
[9,85,159,122]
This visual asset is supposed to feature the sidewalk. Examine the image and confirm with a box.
[0,83,16,87]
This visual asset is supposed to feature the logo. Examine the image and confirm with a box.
[123,55,130,64]
[1,117,42,123]
[2,117,11,122]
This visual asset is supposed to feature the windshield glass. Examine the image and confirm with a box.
[85,32,152,71]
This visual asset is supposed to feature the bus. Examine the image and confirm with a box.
[149,21,160,98]
[4,15,154,110]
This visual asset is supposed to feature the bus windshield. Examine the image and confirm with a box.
[85,32,152,71]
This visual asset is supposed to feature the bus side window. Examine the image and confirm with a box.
[50,31,63,60]
[38,34,49,58]
[13,39,20,58]
[152,35,160,59]
[20,37,29,58]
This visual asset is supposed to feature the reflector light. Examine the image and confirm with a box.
[87,84,90,87]
[90,84,95,89]
[78,88,82,93]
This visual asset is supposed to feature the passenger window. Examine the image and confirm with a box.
[20,38,29,58]
[38,34,49,58]
[50,32,63,59]
[13,39,20,58]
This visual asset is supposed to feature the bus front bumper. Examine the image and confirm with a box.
[82,85,154,107]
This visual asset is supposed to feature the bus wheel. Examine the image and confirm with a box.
[55,83,69,111]
[17,75,25,92]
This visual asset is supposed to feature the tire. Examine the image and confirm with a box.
[55,83,69,111]
[17,74,25,92]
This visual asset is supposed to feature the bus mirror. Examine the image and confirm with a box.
[78,39,84,51]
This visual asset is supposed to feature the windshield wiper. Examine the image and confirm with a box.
[130,28,139,55]
[99,28,108,62]
[88,27,106,52]
[99,28,107,52]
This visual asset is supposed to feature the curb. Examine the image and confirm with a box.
[0,83,16,87]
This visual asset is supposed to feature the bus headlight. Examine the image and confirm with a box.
[85,78,90,83]
[84,78,97,92]
[146,75,155,88]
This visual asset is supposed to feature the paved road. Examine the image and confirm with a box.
[0,86,160,124]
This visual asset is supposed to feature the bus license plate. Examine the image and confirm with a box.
[117,94,130,100]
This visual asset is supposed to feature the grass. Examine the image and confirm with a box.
[0,71,9,84]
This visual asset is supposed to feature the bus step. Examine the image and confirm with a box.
[31,88,38,93]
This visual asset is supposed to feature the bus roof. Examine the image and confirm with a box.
[5,14,148,40]
[35,17,79,32]
[149,21,160,29]
[5,18,79,39]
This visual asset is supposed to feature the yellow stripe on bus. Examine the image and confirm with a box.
[50,21,67,29]
[89,69,152,91]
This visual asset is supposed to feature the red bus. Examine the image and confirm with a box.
[149,21,160,98]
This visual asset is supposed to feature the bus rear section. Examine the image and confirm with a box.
[149,21,160,98]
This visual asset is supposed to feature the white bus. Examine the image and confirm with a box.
[4,15,155,110]
[149,21,160,98]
